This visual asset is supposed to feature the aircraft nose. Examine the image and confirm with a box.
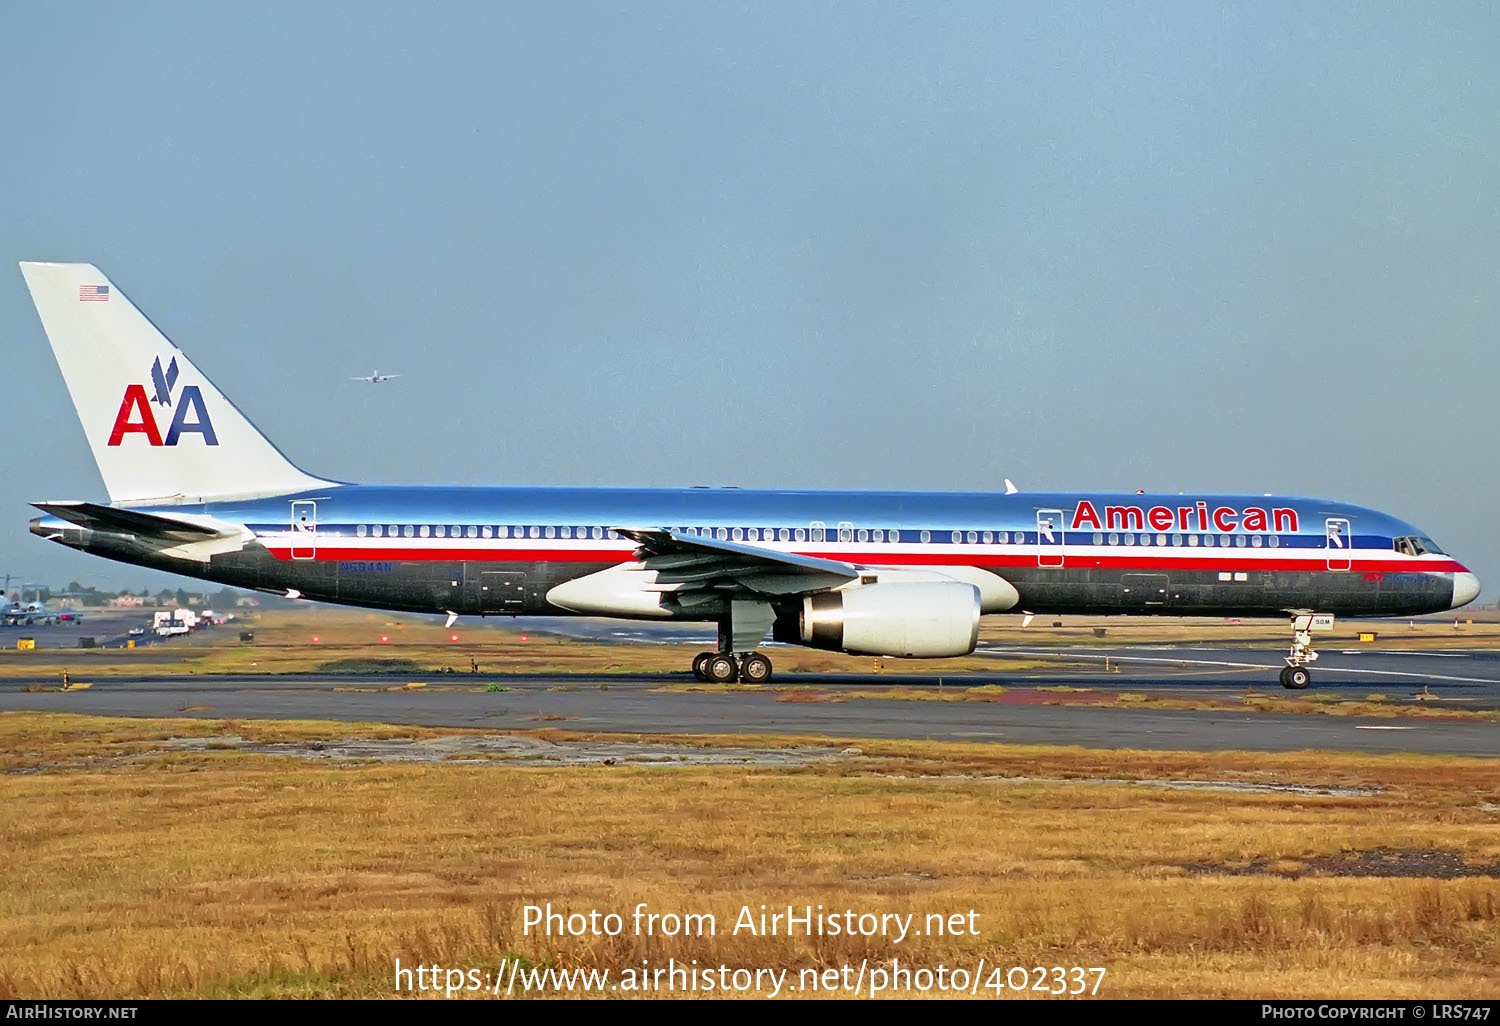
[1450,571,1481,609]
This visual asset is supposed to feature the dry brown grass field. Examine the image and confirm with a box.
[1,712,1497,999]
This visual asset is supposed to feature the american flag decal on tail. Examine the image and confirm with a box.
[79,285,110,302]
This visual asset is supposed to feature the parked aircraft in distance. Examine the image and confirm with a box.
[3,598,58,626]
[351,370,400,383]
[20,262,1481,688]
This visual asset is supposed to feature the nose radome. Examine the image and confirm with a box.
[1451,572,1481,609]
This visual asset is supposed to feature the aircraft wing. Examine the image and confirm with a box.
[612,527,859,599]
[32,501,239,540]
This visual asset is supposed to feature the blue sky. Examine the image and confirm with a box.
[3,2,1498,598]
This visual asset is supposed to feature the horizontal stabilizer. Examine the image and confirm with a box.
[32,501,236,540]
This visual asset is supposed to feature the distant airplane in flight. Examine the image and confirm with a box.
[18,261,1482,689]
[352,370,400,383]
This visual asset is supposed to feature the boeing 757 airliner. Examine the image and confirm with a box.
[19,262,1480,689]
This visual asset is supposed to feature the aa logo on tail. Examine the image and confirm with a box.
[107,357,218,446]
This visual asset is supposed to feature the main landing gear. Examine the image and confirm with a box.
[1279,613,1331,690]
[690,600,777,683]
[692,650,773,684]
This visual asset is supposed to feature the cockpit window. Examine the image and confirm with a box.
[1394,535,1445,556]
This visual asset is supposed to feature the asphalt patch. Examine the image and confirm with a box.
[1187,848,1500,879]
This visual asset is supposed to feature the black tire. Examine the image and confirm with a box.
[740,652,772,683]
[706,653,739,684]
[1282,666,1311,690]
[691,651,713,681]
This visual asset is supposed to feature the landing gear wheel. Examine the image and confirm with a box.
[705,653,739,684]
[692,651,713,681]
[740,652,773,683]
[1280,666,1311,690]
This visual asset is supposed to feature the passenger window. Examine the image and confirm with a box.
[433,525,445,538]
[420,525,431,538]
[1140,534,1151,546]
[1268,535,1278,548]
[1093,533,1103,545]
[388,525,398,537]
[1172,534,1182,546]
[1188,534,1199,547]
[952,532,962,544]
[529,526,539,539]
[1108,533,1119,546]
[920,530,931,543]
[997,531,1008,544]
[732,528,743,541]
[544,526,555,539]
[1156,534,1166,546]
[794,528,806,542]
[1124,533,1135,546]
[964,530,976,544]
[356,524,367,537]
[874,529,884,543]
[371,525,383,538]
[777,528,788,541]
[1203,535,1214,547]
[479,526,490,538]
[1251,535,1263,548]
[812,527,825,543]
[857,529,868,543]
[403,525,414,538]
[717,528,728,540]
[1235,535,1247,547]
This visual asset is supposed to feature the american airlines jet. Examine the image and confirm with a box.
[20,262,1480,689]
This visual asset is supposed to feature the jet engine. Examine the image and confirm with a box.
[782,581,981,657]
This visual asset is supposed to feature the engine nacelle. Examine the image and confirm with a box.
[791,581,981,657]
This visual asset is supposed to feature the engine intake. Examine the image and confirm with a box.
[792,581,981,657]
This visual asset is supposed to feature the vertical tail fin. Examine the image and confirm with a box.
[19,261,333,505]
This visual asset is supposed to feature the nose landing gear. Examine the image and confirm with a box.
[1280,613,1332,689]
[1279,665,1311,690]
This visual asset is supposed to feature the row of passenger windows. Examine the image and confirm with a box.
[353,524,626,540]
[346,523,1289,547]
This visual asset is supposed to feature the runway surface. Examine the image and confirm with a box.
[3,642,1498,756]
